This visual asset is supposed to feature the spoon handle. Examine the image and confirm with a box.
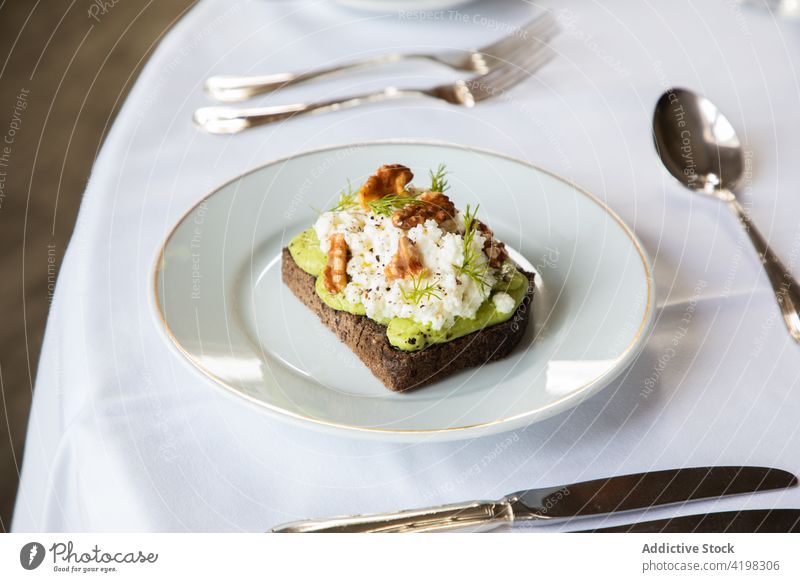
[728,198,800,342]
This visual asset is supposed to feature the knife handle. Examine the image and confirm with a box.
[272,499,515,533]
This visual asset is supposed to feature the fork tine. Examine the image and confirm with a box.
[476,16,559,84]
[499,19,558,61]
[484,27,558,73]
[476,34,554,86]
[468,45,556,103]
[480,11,557,60]
[497,45,556,87]
[481,12,556,52]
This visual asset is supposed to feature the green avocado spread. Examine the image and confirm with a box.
[288,229,529,352]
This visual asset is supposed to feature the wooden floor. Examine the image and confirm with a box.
[0,0,195,531]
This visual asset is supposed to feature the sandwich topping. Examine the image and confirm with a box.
[384,236,425,282]
[289,164,530,351]
[322,232,348,294]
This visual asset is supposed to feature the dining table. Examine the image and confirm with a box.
[13,0,800,532]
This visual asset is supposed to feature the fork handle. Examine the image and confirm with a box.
[194,87,425,134]
[272,499,515,533]
[205,54,428,102]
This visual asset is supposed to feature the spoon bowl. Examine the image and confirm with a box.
[653,88,743,200]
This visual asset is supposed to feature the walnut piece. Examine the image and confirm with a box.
[358,164,414,210]
[392,191,457,230]
[385,236,425,282]
[476,221,509,268]
[323,233,349,294]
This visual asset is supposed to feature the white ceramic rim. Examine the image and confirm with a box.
[153,139,655,437]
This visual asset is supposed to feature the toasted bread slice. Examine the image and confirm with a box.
[281,248,535,392]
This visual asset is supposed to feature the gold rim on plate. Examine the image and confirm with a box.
[152,140,654,435]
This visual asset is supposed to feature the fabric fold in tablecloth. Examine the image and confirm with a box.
[13,0,800,531]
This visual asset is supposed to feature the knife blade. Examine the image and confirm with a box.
[509,466,797,522]
[272,466,797,533]
[581,509,800,533]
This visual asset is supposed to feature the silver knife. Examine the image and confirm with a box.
[272,466,797,533]
[583,509,800,533]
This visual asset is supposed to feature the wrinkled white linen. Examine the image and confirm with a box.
[13,0,800,532]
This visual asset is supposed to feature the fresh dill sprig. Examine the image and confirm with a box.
[454,204,491,293]
[458,261,490,292]
[329,177,424,216]
[401,274,442,305]
[368,194,425,217]
[429,163,450,192]
[329,179,358,212]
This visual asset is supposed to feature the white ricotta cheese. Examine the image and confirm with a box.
[492,292,515,314]
[314,208,497,330]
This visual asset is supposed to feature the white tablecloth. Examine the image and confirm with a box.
[13,0,800,532]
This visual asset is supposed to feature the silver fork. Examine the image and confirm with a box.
[194,44,556,134]
[204,12,558,102]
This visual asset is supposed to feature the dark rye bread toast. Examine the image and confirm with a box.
[281,248,535,392]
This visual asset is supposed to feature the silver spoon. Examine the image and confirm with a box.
[653,87,800,342]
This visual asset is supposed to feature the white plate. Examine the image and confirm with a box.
[154,142,654,442]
